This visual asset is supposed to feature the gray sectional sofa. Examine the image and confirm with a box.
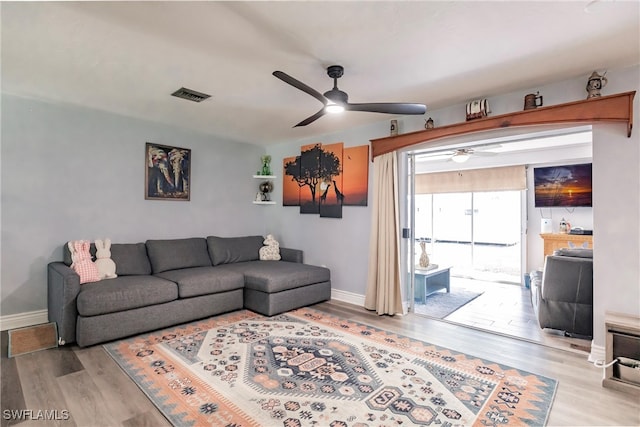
[47,236,331,347]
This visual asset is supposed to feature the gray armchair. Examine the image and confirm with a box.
[530,248,593,338]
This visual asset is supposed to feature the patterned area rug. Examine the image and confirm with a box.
[105,308,557,426]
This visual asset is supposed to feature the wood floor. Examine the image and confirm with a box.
[2,300,639,426]
[415,278,593,354]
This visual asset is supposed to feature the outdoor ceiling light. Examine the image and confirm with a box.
[451,152,471,163]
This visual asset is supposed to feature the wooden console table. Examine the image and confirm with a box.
[540,233,593,257]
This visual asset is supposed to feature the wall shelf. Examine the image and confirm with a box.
[253,175,276,205]
[370,91,636,159]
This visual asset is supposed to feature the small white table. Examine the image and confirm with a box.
[414,265,451,303]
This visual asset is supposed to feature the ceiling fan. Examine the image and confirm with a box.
[273,65,427,127]
[419,146,501,163]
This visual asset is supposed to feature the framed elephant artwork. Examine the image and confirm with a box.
[145,142,191,201]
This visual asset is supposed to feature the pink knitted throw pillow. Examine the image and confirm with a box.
[69,240,100,284]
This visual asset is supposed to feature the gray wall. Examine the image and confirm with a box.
[264,122,382,298]
[1,94,266,316]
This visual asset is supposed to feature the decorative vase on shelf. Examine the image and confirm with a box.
[418,241,430,268]
[260,155,272,176]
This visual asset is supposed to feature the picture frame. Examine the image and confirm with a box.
[145,142,191,201]
[533,163,592,208]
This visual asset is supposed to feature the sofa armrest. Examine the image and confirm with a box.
[280,248,303,263]
[47,262,81,345]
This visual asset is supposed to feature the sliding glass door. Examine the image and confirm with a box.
[414,192,521,277]
[406,159,525,313]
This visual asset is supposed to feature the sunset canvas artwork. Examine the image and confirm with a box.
[342,145,369,206]
[282,143,369,217]
[282,155,300,206]
[534,163,592,207]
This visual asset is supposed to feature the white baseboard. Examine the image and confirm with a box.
[331,288,365,307]
[0,309,49,331]
[589,342,606,365]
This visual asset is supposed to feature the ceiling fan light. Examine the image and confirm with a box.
[451,152,470,163]
[325,103,345,114]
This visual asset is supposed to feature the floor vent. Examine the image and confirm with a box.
[171,87,211,103]
[8,322,58,357]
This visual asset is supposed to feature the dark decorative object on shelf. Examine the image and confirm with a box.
[465,99,489,121]
[586,71,608,99]
[425,117,434,129]
[259,181,273,201]
[390,119,398,136]
[524,92,543,110]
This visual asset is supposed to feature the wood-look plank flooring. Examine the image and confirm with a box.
[415,277,593,354]
[2,301,639,426]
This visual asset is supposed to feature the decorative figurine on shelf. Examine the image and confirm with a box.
[524,92,543,110]
[256,192,264,202]
[390,119,398,136]
[259,181,273,201]
[559,218,571,234]
[260,155,272,176]
[466,99,490,121]
[425,117,434,129]
[586,71,607,99]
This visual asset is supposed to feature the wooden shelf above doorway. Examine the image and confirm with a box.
[370,91,636,159]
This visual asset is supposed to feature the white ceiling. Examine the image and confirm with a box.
[2,1,638,146]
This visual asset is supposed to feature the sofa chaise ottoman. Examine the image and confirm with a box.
[48,236,331,347]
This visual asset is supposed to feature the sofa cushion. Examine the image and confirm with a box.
[111,243,152,276]
[77,275,178,316]
[553,248,593,259]
[217,261,330,293]
[155,266,245,298]
[207,236,264,266]
[146,238,212,273]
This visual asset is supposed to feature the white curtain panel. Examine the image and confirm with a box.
[365,151,403,315]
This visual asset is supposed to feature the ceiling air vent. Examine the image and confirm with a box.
[171,87,211,103]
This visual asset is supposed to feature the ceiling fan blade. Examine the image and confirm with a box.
[473,151,499,157]
[346,102,426,115]
[418,153,454,162]
[294,108,327,127]
[273,71,328,105]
